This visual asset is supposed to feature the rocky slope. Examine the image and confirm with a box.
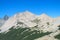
[0,11,60,40]
[0,15,9,27]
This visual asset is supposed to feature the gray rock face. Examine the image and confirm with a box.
[3,15,9,20]
[0,15,9,27]
[0,11,60,40]
[0,11,60,36]
[0,19,5,27]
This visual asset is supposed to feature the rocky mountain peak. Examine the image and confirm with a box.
[0,11,60,34]
[39,13,50,18]
[0,11,60,40]
[37,13,52,22]
[3,15,9,20]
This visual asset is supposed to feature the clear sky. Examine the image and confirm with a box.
[0,0,60,18]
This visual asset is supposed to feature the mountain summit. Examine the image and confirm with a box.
[0,11,59,33]
[0,11,60,40]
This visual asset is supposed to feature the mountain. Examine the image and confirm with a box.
[0,15,9,27]
[0,11,37,32]
[0,19,5,27]
[32,13,58,32]
[3,15,9,20]
[0,11,60,40]
[0,11,59,32]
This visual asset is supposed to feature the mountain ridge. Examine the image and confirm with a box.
[0,11,60,40]
[0,11,60,33]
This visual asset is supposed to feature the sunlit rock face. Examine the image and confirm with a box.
[0,11,60,40]
[0,15,9,27]
[0,11,37,32]
[0,19,5,27]
[0,11,60,32]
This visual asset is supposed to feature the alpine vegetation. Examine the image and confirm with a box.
[0,11,60,40]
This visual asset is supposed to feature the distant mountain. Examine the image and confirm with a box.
[0,15,9,27]
[3,15,9,20]
[0,19,5,27]
[0,11,60,40]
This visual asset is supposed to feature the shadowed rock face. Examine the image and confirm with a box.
[0,15,9,27]
[3,15,9,20]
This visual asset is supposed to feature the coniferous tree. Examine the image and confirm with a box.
[0,26,52,40]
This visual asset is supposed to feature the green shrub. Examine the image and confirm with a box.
[0,26,52,40]
[54,34,60,40]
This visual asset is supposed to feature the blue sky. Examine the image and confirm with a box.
[0,0,60,18]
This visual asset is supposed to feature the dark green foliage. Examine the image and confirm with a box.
[57,25,60,30]
[58,25,60,27]
[0,26,51,40]
[54,34,60,40]
[59,28,60,30]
